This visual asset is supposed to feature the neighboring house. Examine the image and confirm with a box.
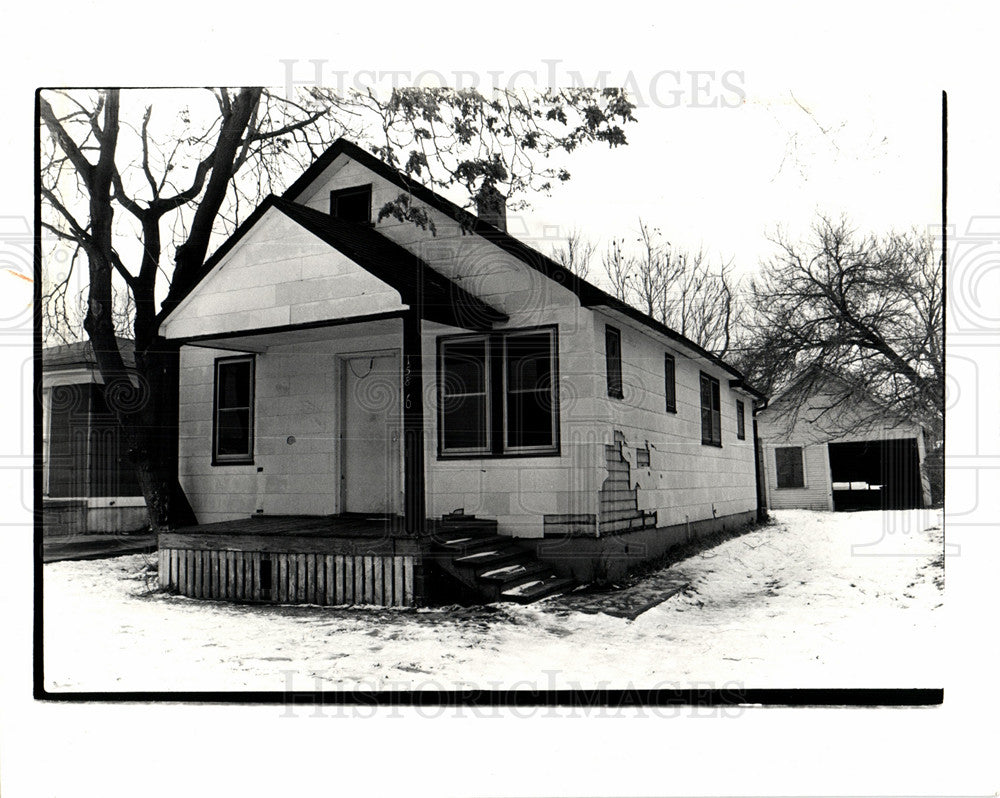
[156,138,764,600]
[756,369,932,512]
[42,338,146,535]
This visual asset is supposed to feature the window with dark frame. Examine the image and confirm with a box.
[736,399,746,440]
[439,327,559,457]
[700,372,722,446]
[213,356,254,464]
[664,352,677,413]
[775,446,805,488]
[605,326,623,399]
[330,184,373,224]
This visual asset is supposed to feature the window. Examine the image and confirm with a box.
[504,331,557,451]
[213,356,254,464]
[775,446,805,488]
[440,336,489,453]
[439,327,559,457]
[330,184,372,224]
[700,372,722,446]
[664,353,677,413]
[736,399,746,440]
[605,326,623,399]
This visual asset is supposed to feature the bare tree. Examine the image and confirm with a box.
[550,228,596,280]
[663,251,740,357]
[40,87,637,529]
[601,237,634,302]
[741,214,943,427]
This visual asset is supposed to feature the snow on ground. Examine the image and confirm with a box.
[43,509,944,692]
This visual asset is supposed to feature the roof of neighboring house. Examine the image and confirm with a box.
[758,364,925,430]
[42,337,135,371]
[164,137,760,391]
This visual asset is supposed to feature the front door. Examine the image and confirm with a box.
[342,353,401,514]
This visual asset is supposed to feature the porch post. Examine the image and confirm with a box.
[402,309,426,535]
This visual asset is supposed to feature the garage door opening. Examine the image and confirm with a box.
[827,439,923,511]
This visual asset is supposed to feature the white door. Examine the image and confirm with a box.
[342,353,401,514]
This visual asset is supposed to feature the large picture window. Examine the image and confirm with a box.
[214,356,255,464]
[439,327,559,457]
[775,446,805,488]
[700,372,722,446]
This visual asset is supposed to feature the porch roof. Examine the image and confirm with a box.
[159,195,507,336]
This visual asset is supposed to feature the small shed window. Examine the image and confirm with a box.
[664,353,677,413]
[775,446,805,488]
[330,184,373,224]
[700,372,721,446]
[213,356,255,464]
[736,399,746,440]
[605,326,623,399]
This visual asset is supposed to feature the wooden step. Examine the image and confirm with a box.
[452,547,528,569]
[477,561,550,584]
[500,576,575,603]
[432,534,509,553]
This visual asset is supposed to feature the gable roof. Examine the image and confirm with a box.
[759,364,922,428]
[162,137,760,391]
[159,195,507,333]
[284,138,757,387]
[43,337,136,371]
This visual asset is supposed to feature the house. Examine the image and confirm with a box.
[155,138,764,605]
[756,368,932,512]
[41,338,146,536]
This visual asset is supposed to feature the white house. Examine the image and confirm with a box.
[156,138,764,601]
[756,369,931,512]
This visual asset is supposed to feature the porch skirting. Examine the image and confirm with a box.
[158,544,422,607]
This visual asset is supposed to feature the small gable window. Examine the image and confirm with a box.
[213,356,254,464]
[330,184,373,224]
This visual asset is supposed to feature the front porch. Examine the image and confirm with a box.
[157,512,574,607]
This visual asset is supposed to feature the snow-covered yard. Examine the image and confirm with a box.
[42,509,944,692]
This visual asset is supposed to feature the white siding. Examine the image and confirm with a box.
[178,326,403,524]
[590,311,758,531]
[161,206,405,340]
[762,442,833,511]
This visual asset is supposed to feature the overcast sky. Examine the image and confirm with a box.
[513,83,942,278]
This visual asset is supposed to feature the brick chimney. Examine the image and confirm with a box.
[475,183,507,232]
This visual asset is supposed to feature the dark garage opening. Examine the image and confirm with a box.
[827,438,923,511]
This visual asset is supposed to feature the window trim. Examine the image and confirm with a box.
[605,325,623,399]
[774,445,806,489]
[212,355,255,466]
[736,398,746,440]
[437,325,561,460]
[700,371,722,447]
[329,183,373,225]
[664,352,677,413]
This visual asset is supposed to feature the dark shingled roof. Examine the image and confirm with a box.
[43,337,135,371]
[282,138,759,388]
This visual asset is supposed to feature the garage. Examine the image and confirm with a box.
[827,438,923,511]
